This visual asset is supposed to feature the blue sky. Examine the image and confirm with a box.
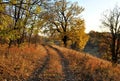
[68,0,120,33]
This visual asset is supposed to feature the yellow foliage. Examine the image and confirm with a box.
[35,5,41,14]
[78,29,89,50]
[10,0,17,4]
[69,19,89,50]
[0,14,13,30]
[0,4,5,12]
[16,19,25,27]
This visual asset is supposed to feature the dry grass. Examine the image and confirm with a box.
[0,44,47,80]
[53,45,120,81]
[37,46,64,81]
[0,44,120,81]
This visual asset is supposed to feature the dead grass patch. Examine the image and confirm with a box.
[53,45,120,81]
[0,44,47,80]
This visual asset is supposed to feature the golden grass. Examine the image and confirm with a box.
[53,45,120,81]
[0,44,47,80]
[0,44,120,81]
[38,46,64,81]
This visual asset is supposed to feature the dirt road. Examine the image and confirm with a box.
[27,45,75,81]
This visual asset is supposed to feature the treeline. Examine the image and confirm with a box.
[0,0,89,50]
[87,31,120,63]
[86,6,120,64]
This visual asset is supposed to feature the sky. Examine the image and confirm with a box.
[68,0,120,33]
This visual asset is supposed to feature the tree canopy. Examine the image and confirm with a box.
[0,0,88,51]
[41,0,88,49]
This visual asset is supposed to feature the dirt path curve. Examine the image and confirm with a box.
[27,45,50,81]
[48,45,75,81]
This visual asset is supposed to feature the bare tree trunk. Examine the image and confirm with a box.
[28,30,33,46]
[8,39,12,48]
[111,37,118,63]
[62,35,68,47]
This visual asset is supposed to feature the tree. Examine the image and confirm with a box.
[69,19,89,50]
[42,0,84,47]
[98,32,112,60]
[101,6,120,63]
[0,0,46,47]
[0,0,14,45]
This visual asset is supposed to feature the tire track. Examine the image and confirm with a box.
[48,45,75,81]
[42,45,64,81]
[27,45,50,81]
